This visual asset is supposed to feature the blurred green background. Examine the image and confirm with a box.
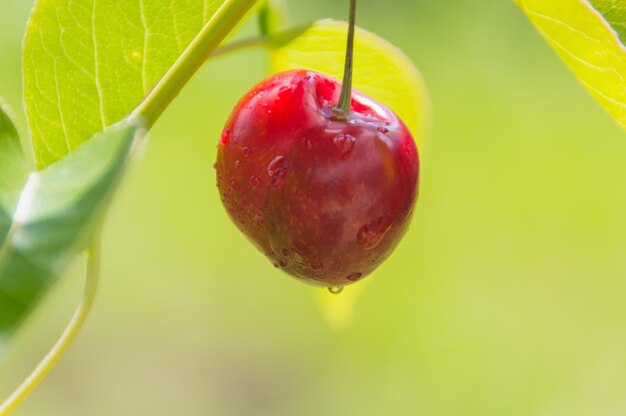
[3,0,626,415]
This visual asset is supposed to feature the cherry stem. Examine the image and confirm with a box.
[337,0,357,115]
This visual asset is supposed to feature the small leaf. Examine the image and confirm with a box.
[23,0,226,168]
[0,118,144,341]
[517,0,626,129]
[271,19,430,150]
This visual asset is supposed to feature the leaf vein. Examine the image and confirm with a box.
[52,60,72,153]
[91,0,107,128]
[139,0,150,93]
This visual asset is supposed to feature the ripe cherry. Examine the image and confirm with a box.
[215,69,419,288]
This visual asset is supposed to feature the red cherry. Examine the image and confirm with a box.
[216,69,419,288]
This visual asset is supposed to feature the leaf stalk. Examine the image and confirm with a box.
[0,240,101,416]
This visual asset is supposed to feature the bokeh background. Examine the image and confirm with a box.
[3,0,626,415]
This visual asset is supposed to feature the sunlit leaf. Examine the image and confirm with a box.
[0,118,145,341]
[517,0,626,130]
[271,19,430,150]
[23,0,226,168]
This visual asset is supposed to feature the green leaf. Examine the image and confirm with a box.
[271,19,430,150]
[23,0,226,168]
[517,0,626,130]
[0,118,144,340]
[0,106,29,240]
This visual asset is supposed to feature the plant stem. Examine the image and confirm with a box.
[133,0,259,126]
[0,241,101,416]
[210,22,315,60]
[337,0,357,115]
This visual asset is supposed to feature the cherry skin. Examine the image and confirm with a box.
[216,69,419,288]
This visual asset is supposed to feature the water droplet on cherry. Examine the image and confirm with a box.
[311,261,324,270]
[242,147,251,158]
[328,286,344,295]
[347,273,363,282]
[254,214,265,227]
[333,133,356,159]
[250,175,261,187]
[282,248,291,257]
[267,156,288,187]
[278,85,293,98]
[357,216,393,249]
[305,137,313,150]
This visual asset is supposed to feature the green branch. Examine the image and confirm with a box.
[133,0,259,127]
